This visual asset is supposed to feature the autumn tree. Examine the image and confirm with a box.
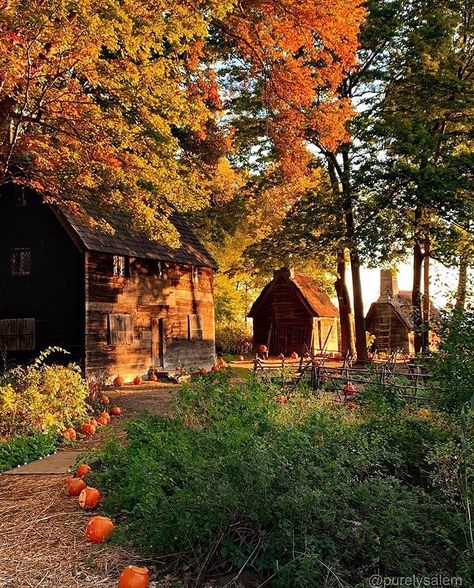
[0,0,234,244]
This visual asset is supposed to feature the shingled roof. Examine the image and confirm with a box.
[248,268,338,318]
[53,205,218,269]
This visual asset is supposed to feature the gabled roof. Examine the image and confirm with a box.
[53,205,218,269]
[248,268,338,318]
[365,290,440,331]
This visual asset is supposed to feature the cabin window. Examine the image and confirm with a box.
[112,255,128,277]
[191,266,199,283]
[108,314,134,346]
[10,248,32,276]
[0,318,35,351]
[15,188,27,207]
[157,260,164,279]
[188,314,203,341]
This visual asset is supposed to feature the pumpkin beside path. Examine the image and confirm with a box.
[0,386,175,588]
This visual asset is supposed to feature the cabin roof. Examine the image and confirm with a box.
[248,269,338,318]
[54,206,218,269]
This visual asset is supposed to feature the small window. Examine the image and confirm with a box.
[0,318,35,350]
[188,314,203,341]
[10,248,32,276]
[113,255,128,277]
[191,266,199,283]
[157,260,164,280]
[15,188,27,207]
[108,314,134,346]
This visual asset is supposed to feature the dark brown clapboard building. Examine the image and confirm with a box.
[248,267,339,356]
[0,184,217,380]
[365,269,439,353]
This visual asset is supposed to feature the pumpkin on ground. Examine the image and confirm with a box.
[211,364,220,373]
[278,353,285,360]
[198,368,207,375]
[85,516,115,543]
[110,406,121,416]
[99,411,111,423]
[113,375,124,387]
[64,477,86,496]
[76,463,91,478]
[259,344,268,354]
[216,357,225,367]
[343,382,356,396]
[89,417,98,427]
[118,565,150,588]
[148,373,158,382]
[78,487,101,510]
[81,423,96,436]
[133,376,142,385]
[62,428,76,442]
[290,352,299,360]
[346,402,356,410]
[100,395,110,405]
[276,395,288,404]
[97,415,109,426]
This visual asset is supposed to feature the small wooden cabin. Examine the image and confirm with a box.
[0,185,217,380]
[365,269,439,353]
[248,268,339,356]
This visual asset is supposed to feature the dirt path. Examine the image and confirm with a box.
[0,385,175,588]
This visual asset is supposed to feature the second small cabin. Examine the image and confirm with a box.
[248,268,339,356]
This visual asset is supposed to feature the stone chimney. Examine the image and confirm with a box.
[380,269,399,298]
[274,266,294,280]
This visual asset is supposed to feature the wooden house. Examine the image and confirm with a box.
[365,269,439,353]
[0,184,217,380]
[248,268,339,356]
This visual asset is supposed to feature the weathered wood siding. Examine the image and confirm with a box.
[85,253,215,380]
[0,187,84,365]
[366,303,412,353]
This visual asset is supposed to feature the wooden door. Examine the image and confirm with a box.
[151,318,164,368]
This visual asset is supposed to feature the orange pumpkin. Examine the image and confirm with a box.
[216,357,225,367]
[290,352,299,360]
[148,373,158,382]
[133,376,142,385]
[211,364,220,373]
[198,368,207,375]
[89,417,98,427]
[64,477,86,496]
[258,344,268,353]
[76,463,91,478]
[78,486,101,510]
[81,423,96,436]
[276,395,288,404]
[346,402,356,411]
[343,382,356,396]
[99,411,111,423]
[278,353,285,360]
[418,408,431,419]
[110,406,121,416]
[113,375,124,387]
[85,516,115,543]
[118,565,150,588]
[97,415,109,426]
[100,395,110,405]
[62,428,76,442]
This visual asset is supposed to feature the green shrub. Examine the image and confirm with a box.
[215,323,253,355]
[0,347,88,438]
[92,375,471,586]
[0,431,57,472]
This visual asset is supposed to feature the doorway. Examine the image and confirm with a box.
[151,317,165,368]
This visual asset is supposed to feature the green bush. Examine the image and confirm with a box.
[92,375,472,586]
[429,309,474,411]
[0,431,57,472]
[0,347,88,438]
[215,323,253,355]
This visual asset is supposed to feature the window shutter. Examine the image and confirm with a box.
[108,314,134,345]
[0,318,35,350]
[188,314,203,341]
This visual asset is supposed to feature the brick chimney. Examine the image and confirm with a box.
[379,269,399,298]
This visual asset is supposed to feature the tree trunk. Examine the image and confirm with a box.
[341,148,368,362]
[455,252,469,311]
[421,232,430,352]
[412,207,423,353]
[334,249,355,355]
